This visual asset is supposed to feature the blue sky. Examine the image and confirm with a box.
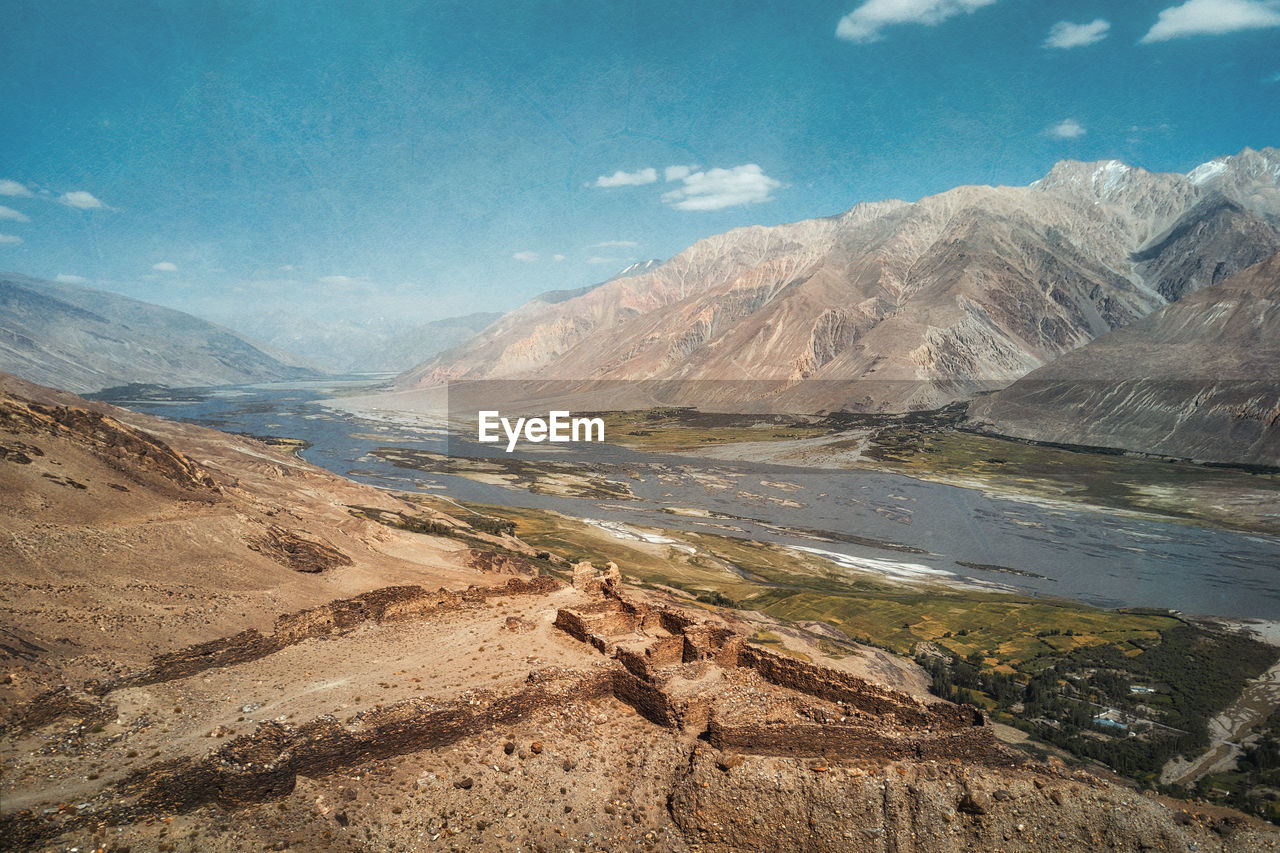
[1,0,1277,329]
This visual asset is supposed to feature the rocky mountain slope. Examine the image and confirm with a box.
[0,371,519,688]
[966,252,1280,468]
[399,148,1280,414]
[0,273,319,393]
[405,259,666,385]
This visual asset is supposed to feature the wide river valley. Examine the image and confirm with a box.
[108,379,1280,622]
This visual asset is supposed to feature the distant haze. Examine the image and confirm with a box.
[221,311,503,374]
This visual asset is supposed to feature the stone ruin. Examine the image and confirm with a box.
[571,559,621,593]
[554,564,1007,766]
[1,563,1014,849]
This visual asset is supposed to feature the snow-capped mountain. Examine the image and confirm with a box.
[398,148,1280,415]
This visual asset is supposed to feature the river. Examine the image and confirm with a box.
[103,378,1280,621]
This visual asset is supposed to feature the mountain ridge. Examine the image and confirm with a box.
[223,310,504,374]
[966,251,1280,467]
[398,147,1280,414]
[0,273,320,393]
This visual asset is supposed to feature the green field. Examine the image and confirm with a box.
[590,408,832,452]
[861,426,1280,534]
[415,496,1182,667]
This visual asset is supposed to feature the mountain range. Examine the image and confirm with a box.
[0,273,319,393]
[399,148,1280,421]
[3,149,1277,466]
[222,310,503,374]
[967,252,1280,467]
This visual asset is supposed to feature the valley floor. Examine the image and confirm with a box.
[5,374,1279,848]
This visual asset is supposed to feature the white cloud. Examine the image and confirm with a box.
[593,168,658,188]
[588,240,638,249]
[1044,19,1110,48]
[59,190,104,209]
[1142,0,1280,42]
[664,165,698,182]
[0,205,29,222]
[0,180,32,197]
[512,251,540,263]
[279,264,296,272]
[0,234,23,245]
[836,0,998,43]
[152,261,178,272]
[553,254,566,262]
[661,164,784,211]
[587,256,632,265]
[319,274,360,285]
[56,274,89,284]
[1047,118,1087,139]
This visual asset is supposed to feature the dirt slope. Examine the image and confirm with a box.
[1,374,1274,851]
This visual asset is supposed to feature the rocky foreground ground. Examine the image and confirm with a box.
[1,372,1276,851]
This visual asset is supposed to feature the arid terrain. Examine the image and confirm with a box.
[3,372,1278,851]
[5,4,1278,849]
[399,150,1280,428]
[968,252,1280,467]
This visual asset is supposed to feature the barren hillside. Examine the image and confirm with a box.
[1,374,1274,851]
[398,148,1280,415]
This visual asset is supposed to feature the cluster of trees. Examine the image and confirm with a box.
[915,623,1279,789]
[467,515,517,536]
[1196,710,1280,821]
[916,650,1018,706]
[1240,716,1280,777]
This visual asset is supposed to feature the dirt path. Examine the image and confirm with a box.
[1161,655,1280,786]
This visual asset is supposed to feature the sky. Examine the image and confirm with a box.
[1,0,1277,333]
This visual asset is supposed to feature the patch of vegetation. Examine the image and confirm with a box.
[916,623,1279,797]
[407,494,1278,803]
[86,383,209,402]
[470,515,517,536]
[348,505,454,536]
[589,408,832,452]
[1198,711,1280,821]
[864,425,1280,534]
[588,404,1280,534]
[234,433,313,458]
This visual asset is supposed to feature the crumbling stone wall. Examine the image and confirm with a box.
[571,559,621,594]
[737,645,980,730]
[609,669,682,728]
[119,577,558,689]
[5,578,561,729]
[704,718,1008,763]
[551,580,1006,769]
